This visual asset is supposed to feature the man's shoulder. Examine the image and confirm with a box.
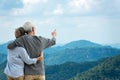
[15,34,27,40]
[33,35,43,39]
[22,34,30,38]
[17,34,32,40]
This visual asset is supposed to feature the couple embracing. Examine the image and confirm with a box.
[4,22,56,80]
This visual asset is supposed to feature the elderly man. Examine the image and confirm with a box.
[8,22,56,80]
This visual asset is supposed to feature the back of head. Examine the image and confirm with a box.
[23,22,34,32]
[18,27,26,36]
[15,27,25,38]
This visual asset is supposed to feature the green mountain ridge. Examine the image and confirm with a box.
[0,40,120,80]
[44,40,103,54]
[70,54,120,80]
[45,58,106,80]
[1,55,120,80]
[45,47,120,65]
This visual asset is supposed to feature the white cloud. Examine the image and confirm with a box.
[53,4,64,15]
[71,0,88,9]
[68,0,101,13]
[10,0,47,16]
[11,7,28,16]
[69,0,91,10]
[1,0,120,44]
[23,0,47,7]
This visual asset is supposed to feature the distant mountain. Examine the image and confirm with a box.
[0,43,8,54]
[70,54,120,80]
[0,40,120,66]
[44,40,103,54]
[110,43,120,49]
[44,45,120,65]
[0,43,8,63]
[0,40,120,80]
[63,40,102,49]
[46,59,106,80]
[0,60,7,80]
[44,40,117,65]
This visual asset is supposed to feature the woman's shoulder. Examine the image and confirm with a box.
[15,47,26,51]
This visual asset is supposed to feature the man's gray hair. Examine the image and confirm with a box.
[23,22,34,32]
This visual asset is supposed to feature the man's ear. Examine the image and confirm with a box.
[32,27,35,34]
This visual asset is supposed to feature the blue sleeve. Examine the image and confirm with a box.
[19,47,37,64]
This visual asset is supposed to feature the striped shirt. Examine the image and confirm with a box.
[7,35,56,75]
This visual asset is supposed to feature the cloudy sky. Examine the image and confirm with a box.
[0,0,120,44]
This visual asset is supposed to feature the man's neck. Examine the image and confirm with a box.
[28,32,34,36]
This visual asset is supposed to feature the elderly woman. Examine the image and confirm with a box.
[4,27,43,80]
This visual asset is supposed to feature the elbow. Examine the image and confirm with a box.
[7,44,13,49]
[7,43,16,49]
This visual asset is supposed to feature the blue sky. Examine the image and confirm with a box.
[0,0,120,44]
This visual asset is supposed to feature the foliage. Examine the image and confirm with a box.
[45,59,105,80]
[70,55,120,80]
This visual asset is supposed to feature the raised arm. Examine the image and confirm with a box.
[39,29,56,49]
